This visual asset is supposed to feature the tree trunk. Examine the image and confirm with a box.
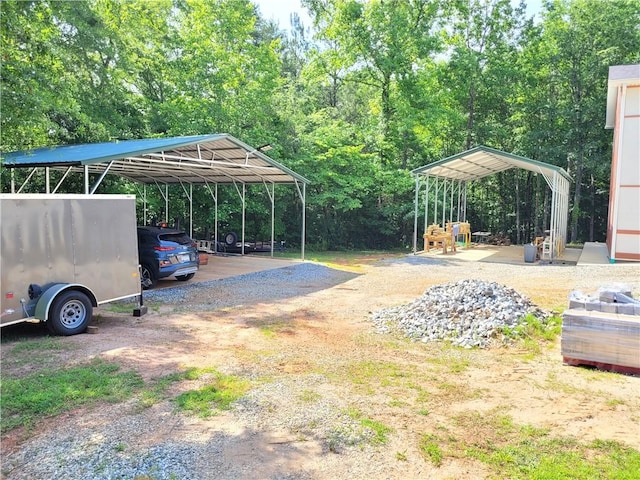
[515,172,521,244]
[570,149,584,243]
[466,82,476,150]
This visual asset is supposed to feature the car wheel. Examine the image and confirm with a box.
[224,231,238,246]
[140,263,157,289]
[48,290,92,336]
[176,273,195,281]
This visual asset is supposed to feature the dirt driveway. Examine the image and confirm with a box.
[2,253,639,479]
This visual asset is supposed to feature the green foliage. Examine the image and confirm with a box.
[174,370,251,418]
[431,410,640,478]
[0,358,143,432]
[501,314,562,344]
[346,408,393,445]
[474,434,640,479]
[419,434,444,466]
[3,0,639,247]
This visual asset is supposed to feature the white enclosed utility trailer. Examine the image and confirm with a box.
[0,194,145,335]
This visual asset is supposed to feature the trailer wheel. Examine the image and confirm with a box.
[224,231,238,246]
[49,291,92,336]
[176,273,195,281]
[140,263,157,289]
[46,318,57,335]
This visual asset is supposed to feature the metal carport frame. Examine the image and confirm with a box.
[411,146,571,260]
[1,134,310,259]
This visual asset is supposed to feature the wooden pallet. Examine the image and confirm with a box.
[561,308,640,375]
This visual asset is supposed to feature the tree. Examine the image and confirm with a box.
[304,0,442,166]
[540,0,640,242]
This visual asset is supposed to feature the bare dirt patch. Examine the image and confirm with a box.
[2,254,639,479]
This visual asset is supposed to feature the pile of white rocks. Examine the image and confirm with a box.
[371,279,547,348]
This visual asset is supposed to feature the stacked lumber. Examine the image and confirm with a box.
[562,285,640,375]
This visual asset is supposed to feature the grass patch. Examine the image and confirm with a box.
[137,371,190,410]
[346,408,393,445]
[544,371,582,394]
[419,434,444,466]
[298,389,322,403]
[257,319,294,337]
[501,314,562,354]
[4,336,68,351]
[343,360,415,390]
[471,435,640,479]
[103,301,139,314]
[1,335,80,377]
[427,349,472,373]
[174,369,250,418]
[274,249,405,265]
[424,410,640,478]
[273,249,406,273]
[0,358,143,433]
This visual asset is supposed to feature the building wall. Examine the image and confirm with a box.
[608,81,640,262]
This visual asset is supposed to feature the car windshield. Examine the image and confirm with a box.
[159,232,192,245]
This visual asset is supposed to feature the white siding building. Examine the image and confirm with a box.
[605,64,640,262]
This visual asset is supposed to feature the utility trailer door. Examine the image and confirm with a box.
[0,194,141,326]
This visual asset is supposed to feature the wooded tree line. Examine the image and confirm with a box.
[1,0,639,249]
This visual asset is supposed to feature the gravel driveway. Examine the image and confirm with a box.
[2,254,639,480]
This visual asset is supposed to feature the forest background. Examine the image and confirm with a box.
[1,0,639,250]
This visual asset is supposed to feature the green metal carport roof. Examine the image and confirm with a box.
[1,133,309,188]
[1,134,309,258]
[411,145,571,182]
[411,146,571,260]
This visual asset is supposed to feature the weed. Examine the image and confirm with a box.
[1,334,78,373]
[298,389,322,403]
[7,336,69,352]
[1,358,143,433]
[361,417,393,445]
[346,409,393,445]
[136,371,188,410]
[396,451,408,461]
[501,314,562,347]
[182,366,217,380]
[443,410,640,478]
[419,434,443,466]
[342,360,415,392]
[174,370,250,417]
[605,398,626,408]
[258,320,291,336]
[328,437,340,453]
[544,371,581,394]
[104,301,138,314]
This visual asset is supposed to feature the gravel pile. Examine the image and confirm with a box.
[371,279,547,348]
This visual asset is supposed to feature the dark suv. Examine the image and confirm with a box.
[137,226,199,289]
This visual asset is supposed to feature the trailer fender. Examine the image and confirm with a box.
[34,284,98,322]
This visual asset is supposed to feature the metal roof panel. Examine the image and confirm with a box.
[2,134,309,185]
[412,145,570,182]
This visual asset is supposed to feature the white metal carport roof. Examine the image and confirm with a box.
[411,146,571,259]
[2,134,310,258]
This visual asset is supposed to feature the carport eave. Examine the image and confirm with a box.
[2,133,310,186]
[1,134,226,168]
[412,145,571,182]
